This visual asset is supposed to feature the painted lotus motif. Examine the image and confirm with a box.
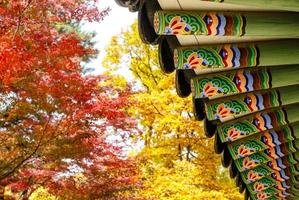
[184,53,209,69]
[222,110,286,142]
[257,192,271,200]
[157,12,245,36]
[215,104,236,120]
[248,170,263,183]
[208,90,280,121]
[177,43,259,70]
[200,82,223,98]
[237,144,254,158]
[243,157,259,170]
[254,182,266,192]
[193,69,270,100]
[226,127,246,142]
[165,16,191,35]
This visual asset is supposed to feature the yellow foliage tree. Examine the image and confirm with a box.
[29,187,58,200]
[103,22,242,200]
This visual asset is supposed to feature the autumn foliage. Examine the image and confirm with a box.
[103,22,243,200]
[1,0,244,199]
[0,0,138,199]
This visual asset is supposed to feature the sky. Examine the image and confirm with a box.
[82,0,137,75]
[82,1,144,152]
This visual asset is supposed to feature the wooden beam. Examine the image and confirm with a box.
[154,11,299,37]
[205,86,299,122]
[175,40,299,72]
[191,66,299,100]
[217,104,299,143]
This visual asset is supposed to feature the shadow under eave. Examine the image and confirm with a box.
[138,0,161,44]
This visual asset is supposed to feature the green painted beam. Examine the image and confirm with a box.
[247,177,294,196]
[241,165,299,185]
[241,165,299,198]
[228,127,298,160]
[155,11,299,37]
[233,140,297,164]
[235,151,299,173]
[191,66,299,100]
[246,170,299,198]
[250,186,287,199]
[175,40,299,71]
[217,104,299,142]
[204,86,299,122]
[243,166,299,199]
[230,124,299,198]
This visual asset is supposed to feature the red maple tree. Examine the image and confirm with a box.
[0,0,138,199]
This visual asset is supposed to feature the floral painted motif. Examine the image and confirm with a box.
[183,53,209,69]
[247,177,280,194]
[237,153,271,171]
[247,170,263,183]
[243,166,273,184]
[176,44,258,70]
[226,127,245,142]
[237,144,254,158]
[214,103,235,119]
[155,11,245,36]
[207,90,279,121]
[164,16,191,35]
[229,128,294,160]
[208,91,279,121]
[254,182,266,192]
[255,188,285,199]
[243,157,259,170]
[220,110,287,142]
[256,192,271,200]
[200,82,223,98]
[192,69,270,99]
[229,141,265,160]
